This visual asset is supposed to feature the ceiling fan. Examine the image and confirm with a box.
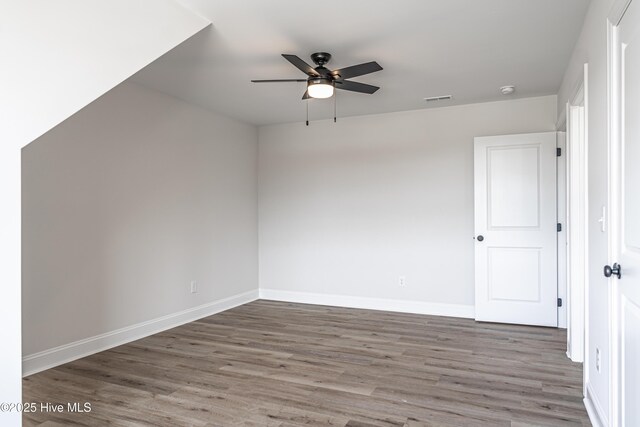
[251,52,382,100]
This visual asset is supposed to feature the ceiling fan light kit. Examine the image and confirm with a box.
[307,78,334,99]
[251,52,382,125]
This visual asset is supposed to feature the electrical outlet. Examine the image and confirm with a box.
[190,281,198,294]
[399,276,406,287]
[596,347,601,373]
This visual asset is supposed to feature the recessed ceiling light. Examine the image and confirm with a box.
[500,85,515,95]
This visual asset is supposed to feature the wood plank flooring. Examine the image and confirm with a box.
[23,300,590,426]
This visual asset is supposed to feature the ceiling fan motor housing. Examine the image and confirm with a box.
[310,52,332,67]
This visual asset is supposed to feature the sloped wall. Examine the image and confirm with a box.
[0,0,210,149]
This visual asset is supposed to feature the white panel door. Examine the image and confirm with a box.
[612,2,640,425]
[474,132,558,326]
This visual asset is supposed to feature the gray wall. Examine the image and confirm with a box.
[258,96,557,308]
[22,82,258,355]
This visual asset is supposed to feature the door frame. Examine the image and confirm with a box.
[565,68,589,364]
[557,130,568,331]
[608,1,633,425]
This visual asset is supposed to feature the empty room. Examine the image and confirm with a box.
[2,0,639,425]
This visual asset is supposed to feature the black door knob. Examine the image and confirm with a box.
[604,263,622,279]
[477,235,484,242]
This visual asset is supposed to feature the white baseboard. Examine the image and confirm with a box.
[259,289,475,319]
[22,289,259,377]
[584,382,608,427]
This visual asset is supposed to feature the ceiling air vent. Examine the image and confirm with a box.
[424,95,452,102]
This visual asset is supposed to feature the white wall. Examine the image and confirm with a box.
[259,96,557,313]
[557,0,615,423]
[22,83,258,366]
[0,0,209,149]
[0,147,22,426]
[1,2,208,419]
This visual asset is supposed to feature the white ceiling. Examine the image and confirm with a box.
[131,0,590,126]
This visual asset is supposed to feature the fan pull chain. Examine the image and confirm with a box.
[334,91,337,123]
[306,99,309,126]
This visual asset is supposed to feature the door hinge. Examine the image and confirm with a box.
[557,223,562,232]
[557,298,563,307]
[557,147,562,157]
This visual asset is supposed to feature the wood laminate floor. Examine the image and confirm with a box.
[23,300,590,426]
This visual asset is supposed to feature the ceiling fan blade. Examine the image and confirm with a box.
[331,61,382,80]
[282,54,320,77]
[251,79,307,83]
[335,80,379,94]
[302,90,310,100]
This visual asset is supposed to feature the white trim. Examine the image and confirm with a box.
[22,289,259,377]
[585,382,609,427]
[259,289,475,318]
[606,15,618,427]
[557,130,568,329]
[606,1,632,423]
[24,289,476,377]
[558,78,585,131]
[566,66,588,363]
